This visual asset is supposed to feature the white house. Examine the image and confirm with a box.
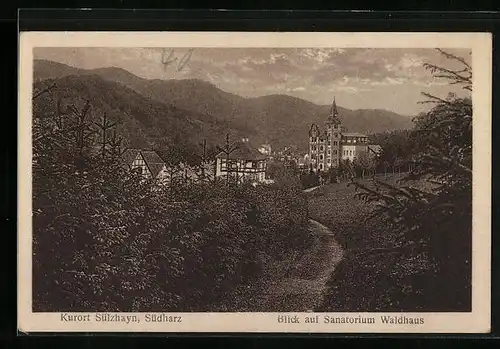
[122,149,168,180]
[215,139,267,184]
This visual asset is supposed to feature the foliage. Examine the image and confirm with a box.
[300,171,320,189]
[32,88,311,312]
[319,49,473,311]
[352,150,376,178]
[369,129,416,173]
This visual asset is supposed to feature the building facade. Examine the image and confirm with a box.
[122,148,215,184]
[341,132,370,162]
[308,98,377,172]
[215,139,267,184]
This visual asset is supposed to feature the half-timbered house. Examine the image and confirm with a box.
[215,139,267,184]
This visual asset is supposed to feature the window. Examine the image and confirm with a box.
[334,133,338,138]
[347,139,351,143]
[353,139,357,143]
[319,164,323,170]
[319,154,324,160]
[327,150,331,155]
[350,150,352,156]
[312,145,317,151]
[320,146,324,151]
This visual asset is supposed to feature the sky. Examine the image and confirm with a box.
[34,47,472,116]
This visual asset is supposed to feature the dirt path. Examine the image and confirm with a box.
[230,219,343,312]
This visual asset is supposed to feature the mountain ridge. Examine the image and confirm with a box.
[33,59,414,152]
[32,74,256,154]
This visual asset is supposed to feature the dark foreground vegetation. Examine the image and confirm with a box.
[32,88,311,312]
[313,49,472,312]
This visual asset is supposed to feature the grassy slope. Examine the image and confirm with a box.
[307,174,441,312]
[307,177,400,250]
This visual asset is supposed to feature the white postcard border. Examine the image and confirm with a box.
[18,31,492,333]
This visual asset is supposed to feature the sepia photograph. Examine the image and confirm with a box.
[18,32,491,333]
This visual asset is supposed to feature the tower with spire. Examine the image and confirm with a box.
[308,97,343,172]
[328,97,340,123]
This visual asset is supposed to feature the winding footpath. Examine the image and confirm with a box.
[218,186,344,312]
[229,217,344,312]
[249,219,344,311]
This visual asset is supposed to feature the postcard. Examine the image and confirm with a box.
[18,31,491,333]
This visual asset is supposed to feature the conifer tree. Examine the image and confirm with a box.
[350,49,473,310]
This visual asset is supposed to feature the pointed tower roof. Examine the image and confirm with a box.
[329,97,338,118]
[327,97,341,124]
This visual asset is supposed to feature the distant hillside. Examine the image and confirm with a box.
[33,60,83,82]
[32,74,255,152]
[34,59,414,152]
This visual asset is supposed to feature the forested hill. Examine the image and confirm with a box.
[34,59,414,152]
[32,74,256,153]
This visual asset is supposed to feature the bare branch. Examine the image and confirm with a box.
[435,48,472,70]
[33,81,56,100]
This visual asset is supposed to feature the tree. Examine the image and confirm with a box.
[382,160,391,179]
[326,166,341,183]
[370,130,415,173]
[354,151,375,179]
[339,158,355,180]
[392,156,404,174]
[349,49,473,310]
[32,81,313,313]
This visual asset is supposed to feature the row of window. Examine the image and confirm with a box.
[311,143,339,151]
[344,137,368,144]
[311,148,358,157]
[318,152,340,161]
[310,134,340,143]
[220,159,265,169]
[312,138,368,145]
[317,161,339,170]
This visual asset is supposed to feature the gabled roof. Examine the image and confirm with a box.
[122,148,141,167]
[367,144,382,154]
[309,123,320,137]
[122,148,166,177]
[148,163,167,177]
[141,150,164,164]
[216,141,267,161]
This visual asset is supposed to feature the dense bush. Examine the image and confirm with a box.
[300,171,320,189]
[317,49,473,312]
[32,93,311,312]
